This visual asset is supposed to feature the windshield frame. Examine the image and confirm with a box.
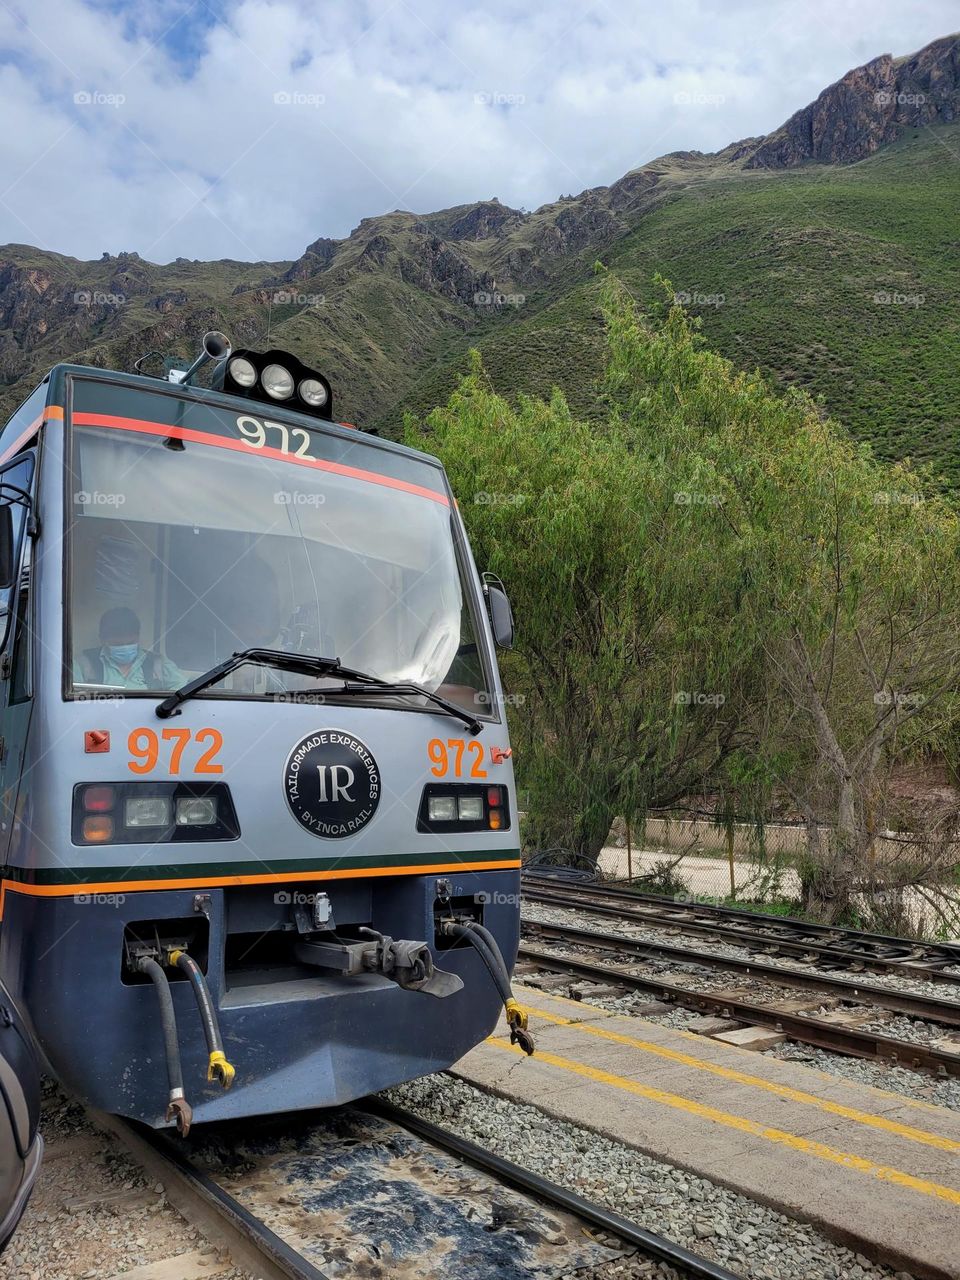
[60,370,501,723]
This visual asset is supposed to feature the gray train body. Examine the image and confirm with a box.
[0,359,521,1127]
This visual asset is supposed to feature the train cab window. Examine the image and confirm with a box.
[0,454,34,659]
[66,411,495,716]
[9,540,32,704]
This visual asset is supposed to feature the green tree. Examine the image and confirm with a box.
[601,275,960,922]
[409,278,960,925]
[406,347,752,860]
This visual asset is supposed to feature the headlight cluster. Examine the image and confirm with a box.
[417,785,509,834]
[217,347,333,420]
[73,783,239,845]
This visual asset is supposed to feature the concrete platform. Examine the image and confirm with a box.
[453,986,960,1280]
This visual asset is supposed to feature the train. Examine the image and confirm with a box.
[0,332,531,1134]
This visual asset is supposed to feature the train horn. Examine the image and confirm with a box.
[179,330,232,386]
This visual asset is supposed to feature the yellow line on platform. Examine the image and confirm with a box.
[489,1037,960,1205]
[512,983,951,1118]
[524,1007,960,1155]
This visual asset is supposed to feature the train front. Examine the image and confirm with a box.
[3,347,525,1129]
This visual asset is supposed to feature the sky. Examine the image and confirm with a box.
[0,0,956,265]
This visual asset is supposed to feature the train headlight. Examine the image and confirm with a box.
[299,378,328,408]
[428,795,458,822]
[228,356,258,388]
[176,796,218,826]
[124,796,172,828]
[73,783,239,844]
[457,795,484,821]
[418,785,510,833]
[261,363,295,400]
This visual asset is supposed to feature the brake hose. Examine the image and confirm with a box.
[169,950,235,1089]
[137,956,192,1135]
[441,920,534,1054]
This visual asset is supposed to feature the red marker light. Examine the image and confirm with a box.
[83,785,115,813]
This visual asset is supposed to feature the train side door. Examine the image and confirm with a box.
[0,453,37,868]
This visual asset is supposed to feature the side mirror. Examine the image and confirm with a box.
[0,507,15,591]
[483,575,514,650]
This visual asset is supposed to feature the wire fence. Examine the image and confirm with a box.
[599,812,799,900]
[594,810,960,937]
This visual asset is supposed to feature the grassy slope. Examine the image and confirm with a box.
[382,123,960,483]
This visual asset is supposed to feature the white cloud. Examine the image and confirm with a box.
[0,0,955,262]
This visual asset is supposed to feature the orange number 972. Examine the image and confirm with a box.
[128,727,224,775]
[428,737,487,779]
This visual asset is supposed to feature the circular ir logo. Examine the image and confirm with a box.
[284,731,381,839]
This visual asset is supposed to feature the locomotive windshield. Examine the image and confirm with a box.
[65,386,491,714]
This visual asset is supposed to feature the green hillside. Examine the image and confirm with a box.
[382,122,960,483]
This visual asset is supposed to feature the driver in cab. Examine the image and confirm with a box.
[74,607,184,691]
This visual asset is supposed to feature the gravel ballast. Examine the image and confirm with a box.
[383,1072,916,1280]
[0,1082,255,1280]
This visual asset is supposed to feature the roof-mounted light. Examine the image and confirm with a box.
[299,378,328,409]
[214,347,334,421]
[228,356,257,388]
[262,363,295,400]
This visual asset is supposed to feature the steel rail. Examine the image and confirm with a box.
[121,1103,741,1280]
[518,943,960,1077]
[523,873,960,964]
[522,917,960,1027]
[522,882,960,983]
[366,1099,744,1280]
[122,1120,331,1280]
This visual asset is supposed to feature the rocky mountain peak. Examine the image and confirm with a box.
[746,32,959,168]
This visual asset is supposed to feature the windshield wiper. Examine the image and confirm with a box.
[155,647,483,734]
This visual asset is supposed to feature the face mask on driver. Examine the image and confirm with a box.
[106,643,139,666]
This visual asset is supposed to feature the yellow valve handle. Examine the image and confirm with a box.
[208,1050,236,1089]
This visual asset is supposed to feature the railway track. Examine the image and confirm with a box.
[522,872,960,983]
[518,937,960,1076]
[109,1100,742,1280]
[523,916,960,1026]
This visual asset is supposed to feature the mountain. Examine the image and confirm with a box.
[0,33,958,477]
